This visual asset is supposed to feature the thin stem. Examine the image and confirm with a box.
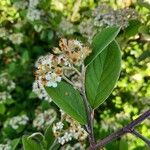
[132,130,150,146]
[63,66,81,76]
[81,64,95,149]
[62,76,75,87]
[94,109,150,149]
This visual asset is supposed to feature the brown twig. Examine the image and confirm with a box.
[81,64,96,149]
[93,109,150,149]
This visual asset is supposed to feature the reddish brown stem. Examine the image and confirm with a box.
[93,109,150,149]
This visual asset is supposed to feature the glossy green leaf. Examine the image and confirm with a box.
[85,26,120,66]
[44,125,55,149]
[22,135,44,150]
[45,82,87,125]
[85,41,121,108]
[11,138,20,150]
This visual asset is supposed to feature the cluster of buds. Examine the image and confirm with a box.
[34,38,91,91]
[52,110,87,145]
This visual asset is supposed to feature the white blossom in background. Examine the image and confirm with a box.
[4,115,29,130]
[9,33,23,45]
[60,143,85,150]
[0,143,11,150]
[0,28,8,40]
[26,0,43,21]
[33,108,57,130]
[92,5,137,28]
[27,8,43,21]
[13,1,28,10]
[79,4,138,42]
[29,0,40,8]
[57,18,75,36]
[0,73,16,91]
[0,92,12,104]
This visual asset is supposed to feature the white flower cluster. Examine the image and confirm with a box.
[57,18,75,36]
[53,110,87,145]
[32,80,52,102]
[13,1,28,10]
[0,28,8,40]
[9,33,24,45]
[0,73,16,103]
[34,54,64,88]
[4,115,29,130]
[60,143,85,150]
[0,143,11,150]
[58,132,73,145]
[0,92,12,104]
[79,4,138,42]
[27,0,43,21]
[93,6,137,29]
[33,108,57,130]
[33,39,91,100]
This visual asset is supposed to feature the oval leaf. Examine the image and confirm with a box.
[85,26,120,66]
[85,41,121,109]
[22,135,44,150]
[45,82,87,125]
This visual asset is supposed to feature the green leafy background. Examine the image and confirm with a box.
[0,0,150,149]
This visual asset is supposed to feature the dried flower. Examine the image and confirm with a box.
[53,110,87,145]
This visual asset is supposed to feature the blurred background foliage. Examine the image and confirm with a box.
[0,0,150,149]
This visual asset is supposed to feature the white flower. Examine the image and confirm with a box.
[0,143,11,150]
[63,132,72,142]
[58,137,65,145]
[29,0,40,7]
[56,122,64,130]
[58,132,73,145]
[46,73,61,87]
[4,115,29,130]
[13,1,28,9]
[9,33,23,45]
[33,109,57,130]
[0,28,8,39]
[27,8,42,21]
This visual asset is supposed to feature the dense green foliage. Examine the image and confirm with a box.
[0,0,150,149]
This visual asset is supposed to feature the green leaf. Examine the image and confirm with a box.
[11,138,20,150]
[125,20,141,37]
[137,0,150,10]
[138,50,150,62]
[85,41,121,109]
[119,139,128,150]
[85,26,120,66]
[22,135,44,150]
[0,103,6,115]
[45,82,87,125]
[44,125,55,149]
